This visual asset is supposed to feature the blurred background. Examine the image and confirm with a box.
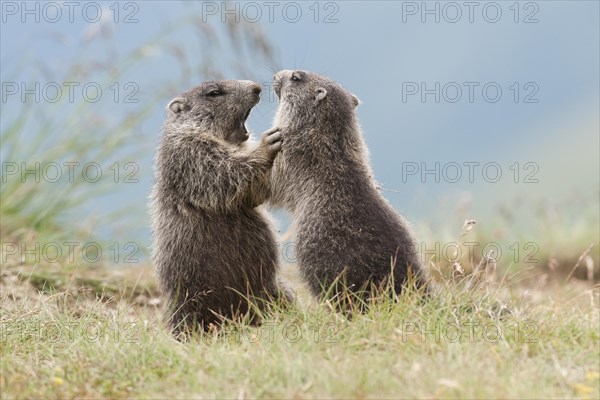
[2,1,598,281]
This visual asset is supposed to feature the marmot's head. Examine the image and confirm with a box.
[166,80,262,144]
[273,70,360,131]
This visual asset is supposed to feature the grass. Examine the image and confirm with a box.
[417,195,600,284]
[1,258,598,399]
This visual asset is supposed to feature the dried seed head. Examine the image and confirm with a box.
[461,219,477,236]
[452,262,465,281]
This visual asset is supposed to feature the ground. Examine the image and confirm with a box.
[1,260,598,399]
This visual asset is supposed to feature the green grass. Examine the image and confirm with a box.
[1,262,598,399]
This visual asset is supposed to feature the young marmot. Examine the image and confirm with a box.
[270,70,427,304]
[150,80,290,334]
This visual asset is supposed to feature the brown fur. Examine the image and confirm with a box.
[270,70,427,304]
[149,80,291,335]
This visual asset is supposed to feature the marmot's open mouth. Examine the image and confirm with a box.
[240,107,252,135]
[273,81,281,98]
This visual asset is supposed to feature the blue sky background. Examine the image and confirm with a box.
[1,1,599,253]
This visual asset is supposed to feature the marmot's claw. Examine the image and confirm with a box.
[265,131,282,145]
[262,126,280,136]
[261,128,283,156]
[269,141,283,152]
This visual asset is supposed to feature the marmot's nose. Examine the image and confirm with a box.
[248,82,261,95]
[251,84,262,95]
[239,80,261,96]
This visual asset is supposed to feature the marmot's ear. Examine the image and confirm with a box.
[351,94,361,108]
[315,87,328,102]
[168,97,187,114]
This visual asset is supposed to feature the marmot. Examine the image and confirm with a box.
[269,70,427,304]
[150,80,290,335]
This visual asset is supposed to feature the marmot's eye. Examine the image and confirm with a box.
[206,89,222,96]
[291,74,301,82]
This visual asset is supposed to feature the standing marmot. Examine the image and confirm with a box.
[150,80,290,334]
[270,70,426,304]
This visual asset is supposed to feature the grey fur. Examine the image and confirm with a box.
[150,80,290,334]
[270,70,427,302]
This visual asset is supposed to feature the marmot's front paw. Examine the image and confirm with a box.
[261,127,283,158]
